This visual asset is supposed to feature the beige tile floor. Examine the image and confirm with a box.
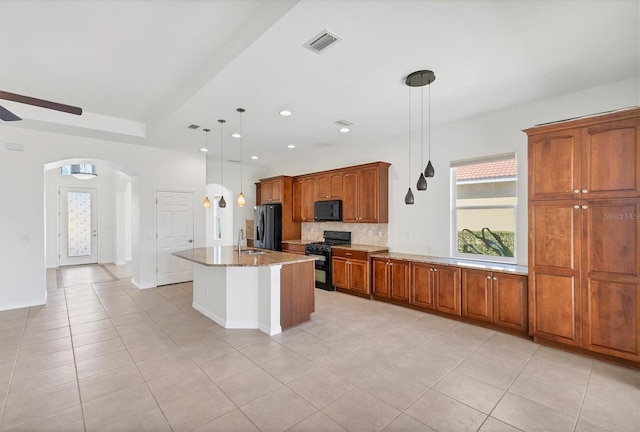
[0,264,638,432]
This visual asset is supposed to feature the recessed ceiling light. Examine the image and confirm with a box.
[251,156,258,160]
[200,148,208,152]
[279,110,292,116]
[231,133,241,138]
[339,127,350,133]
[288,145,296,149]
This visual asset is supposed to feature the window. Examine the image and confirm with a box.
[451,154,517,263]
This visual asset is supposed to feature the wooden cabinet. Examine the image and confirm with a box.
[528,111,640,201]
[462,269,527,332]
[526,108,640,364]
[261,177,283,203]
[409,263,460,316]
[332,249,370,296]
[410,262,435,309]
[316,172,343,200]
[372,258,410,303]
[293,176,315,222]
[342,162,390,223]
[257,176,300,244]
[281,242,306,256]
[434,265,461,316]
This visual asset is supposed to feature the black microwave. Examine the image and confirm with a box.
[314,200,342,222]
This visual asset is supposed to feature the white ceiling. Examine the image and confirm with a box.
[1,0,638,167]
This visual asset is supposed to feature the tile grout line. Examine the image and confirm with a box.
[62,279,89,432]
[572,360,595,432]
[0,311,28,430]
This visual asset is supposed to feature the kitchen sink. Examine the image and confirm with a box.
[240,248,265,255]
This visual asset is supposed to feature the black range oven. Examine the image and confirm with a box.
[305,230,351,291]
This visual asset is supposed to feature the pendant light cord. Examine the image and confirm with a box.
[408,86,411,183]
[428,83,431,160]
[239,111,243,193]
[420,86,424,167]
[220,121,224,196]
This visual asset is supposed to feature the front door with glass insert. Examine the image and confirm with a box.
[59,187,98,266]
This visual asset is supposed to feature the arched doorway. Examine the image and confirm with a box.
[44,158,137,274]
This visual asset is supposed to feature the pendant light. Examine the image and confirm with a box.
[416,85,428,191]
[424,77,435,178]
[202,128,212,208]
[236,108,246,207]
[217,119,227,208]
[405,70,436,192]
[404,83,414,205]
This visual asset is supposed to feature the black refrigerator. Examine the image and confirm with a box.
[254,203,282,251]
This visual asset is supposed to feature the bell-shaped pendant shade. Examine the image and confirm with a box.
[219,195,226,208]
[416,173,427,191]
[203,196,211,208]
[425,160,435,178]
[237,192,246,207]
[404,187,415,205]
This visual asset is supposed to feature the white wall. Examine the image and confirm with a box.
[265,78,639,266]
[0,127,207,310]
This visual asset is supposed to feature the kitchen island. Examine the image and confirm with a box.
[173,247,316,336]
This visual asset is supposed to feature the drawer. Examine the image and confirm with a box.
[282,243,307,255]
[332,248,368,261]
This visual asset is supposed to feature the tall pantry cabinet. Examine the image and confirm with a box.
[525,108,640,365]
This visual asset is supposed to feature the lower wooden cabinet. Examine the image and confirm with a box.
[371,258,410,303]
[408,263,461,316]
[332,249,370,295]
[462,269,528,332]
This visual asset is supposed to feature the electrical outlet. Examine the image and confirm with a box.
[378,231,383,237]
[405,231,412,239]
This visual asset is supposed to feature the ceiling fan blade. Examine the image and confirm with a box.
[0,105,22,121]
[0,90,82,116]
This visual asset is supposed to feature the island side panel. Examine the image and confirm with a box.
[192,265,227,327]
[258,265,282,336]
[280,261,315,330]
[226,267,259,328]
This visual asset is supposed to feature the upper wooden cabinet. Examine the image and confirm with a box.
[316,172,343,201]
[342,162,390,223]
[290,161,390,224]
[293,176,315,222]
[261,177,284,203]
[526,109,640,201]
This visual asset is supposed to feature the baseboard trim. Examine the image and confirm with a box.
[130,279,156,290]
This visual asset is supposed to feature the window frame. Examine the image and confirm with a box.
[450,154,517,264]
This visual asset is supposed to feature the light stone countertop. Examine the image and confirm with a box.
[173,247,316,267]
[370,252,528,275]
[331,244,390,253]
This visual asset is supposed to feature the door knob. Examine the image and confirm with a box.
[187,239,193,243]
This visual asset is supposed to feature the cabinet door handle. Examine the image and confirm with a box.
[493,277,497,280]
[573,189,580,194]
[582,189,588,194]
[573,205,579,209]
[429,268,434,272]
[486,275,491,279]
[582,205,588,209]
[434,268,438,272]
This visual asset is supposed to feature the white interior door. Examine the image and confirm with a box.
[156,191,194,285]
[59,187,98,266]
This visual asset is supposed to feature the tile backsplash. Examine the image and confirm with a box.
[302,222,388,246]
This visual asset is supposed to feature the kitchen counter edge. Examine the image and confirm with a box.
[370,252,528,275]
[173,247,317,267]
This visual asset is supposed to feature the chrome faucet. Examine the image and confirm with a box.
[238,228,244,253]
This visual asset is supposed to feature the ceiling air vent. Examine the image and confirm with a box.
[187,124,200,130]
[334,119,353,127]
[304,29,342,54]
